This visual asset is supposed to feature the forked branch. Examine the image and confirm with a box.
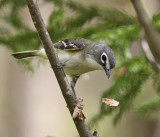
[131,0,160,64]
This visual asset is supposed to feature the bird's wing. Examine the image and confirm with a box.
[54,38,86,51]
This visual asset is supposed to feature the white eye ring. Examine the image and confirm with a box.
[101,52,107,64]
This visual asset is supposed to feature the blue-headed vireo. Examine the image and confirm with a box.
[12,37,116,98]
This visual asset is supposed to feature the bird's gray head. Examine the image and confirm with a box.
[88,43,116,78]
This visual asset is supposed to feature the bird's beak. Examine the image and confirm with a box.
[103,66,111,79]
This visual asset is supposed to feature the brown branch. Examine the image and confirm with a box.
[25,0,92,136]
[131,0,160,64]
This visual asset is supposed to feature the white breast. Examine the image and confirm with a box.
[60,52,102,76]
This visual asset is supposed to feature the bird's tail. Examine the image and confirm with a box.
[12,50,39,59]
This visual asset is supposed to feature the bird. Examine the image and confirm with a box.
[12,37,116,99]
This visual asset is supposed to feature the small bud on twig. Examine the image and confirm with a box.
[93,129,99,137]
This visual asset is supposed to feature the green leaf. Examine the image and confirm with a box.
[138,98,160,115]
[0,30,40,51]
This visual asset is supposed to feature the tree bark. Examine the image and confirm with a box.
[131,0,160,64]
[25,0,93,136]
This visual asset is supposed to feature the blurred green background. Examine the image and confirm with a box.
[0,0,160,137]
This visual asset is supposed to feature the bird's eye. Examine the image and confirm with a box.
[101,52,107,63]
[102,55,106,61]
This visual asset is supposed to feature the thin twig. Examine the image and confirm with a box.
[141,38,160,71]
[140,29,160,71]
[25,0,93,136]
[131,0,160,63]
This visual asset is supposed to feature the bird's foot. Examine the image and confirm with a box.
[74,98,84,109]
[72,98,86,120]
[57,62,65,69]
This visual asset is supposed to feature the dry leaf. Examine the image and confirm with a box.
[117,66,127,77]
[102,98,119,106]
[72,98,86,120]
